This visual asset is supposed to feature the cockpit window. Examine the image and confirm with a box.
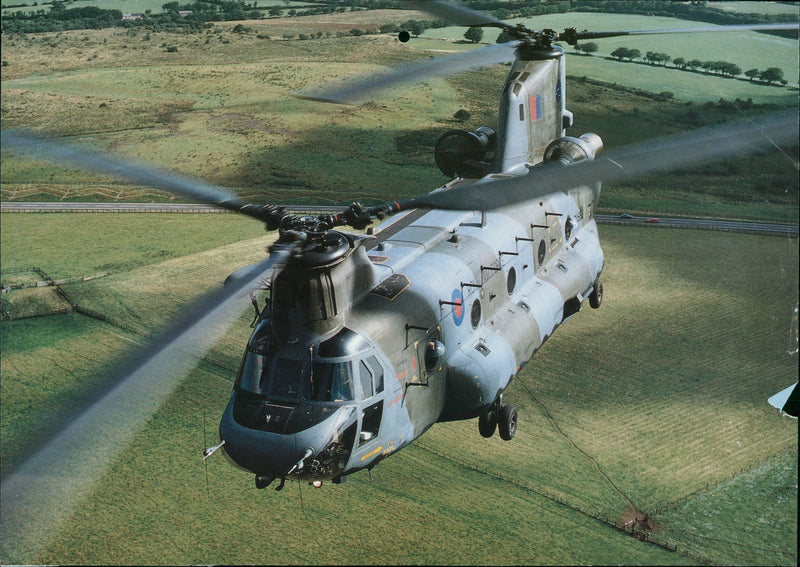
[310,362,354,402]
[239,349,269,394]
[237,348,354,403]
[271,358,304,400]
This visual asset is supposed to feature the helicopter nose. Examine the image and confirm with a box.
[221,429,310,478]
[219,400,358,481]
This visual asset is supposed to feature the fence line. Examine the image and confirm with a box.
[415,442,678,552]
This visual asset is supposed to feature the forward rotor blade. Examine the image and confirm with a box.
[1,130,269,221]
[406,110,798,211]
[566,22,799,43]
[298,40,519,105]
[0,240,298,563]
[408,0,507,28]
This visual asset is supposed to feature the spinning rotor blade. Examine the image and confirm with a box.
[0,240,299,562]
[402,110,798,212]
[408,0,507,28]
[564,22,799,44]
[1,130,272,222]
[298,40,519,105]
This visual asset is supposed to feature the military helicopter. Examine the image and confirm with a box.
[2,0,797,498]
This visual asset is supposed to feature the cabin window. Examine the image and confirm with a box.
[359,401,383,445]
[518,104,525,121]
[471,299,482,328]
[538,240,547,266]
[507,266,517,295]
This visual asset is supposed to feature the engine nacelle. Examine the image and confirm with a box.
[543,133,603,165]
[434,126,496,178]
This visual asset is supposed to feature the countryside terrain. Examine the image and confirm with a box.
[1,3,798,565]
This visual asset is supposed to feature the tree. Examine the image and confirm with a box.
[611,47,640,61]
[464,26,482,43]
[760,67,784,84]
[610,47,630,61]
[575,42,597,55]
[673,57,686,69]
[402,19,425,37]
[686,59,703,71]
[496,29,514,43]
[744,68,760,81]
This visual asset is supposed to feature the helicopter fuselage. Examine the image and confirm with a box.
[219,178,603,486]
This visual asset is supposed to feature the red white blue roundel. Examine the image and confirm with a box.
[451,288,464,326]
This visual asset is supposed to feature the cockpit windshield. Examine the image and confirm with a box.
[237,348,354,403]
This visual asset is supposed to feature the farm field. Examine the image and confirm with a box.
[421,12,800,96]
[1,19,798,221]
[0,213,797,565]
[1,4,798,565]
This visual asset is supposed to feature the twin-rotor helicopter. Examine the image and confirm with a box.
[3,0,797,493]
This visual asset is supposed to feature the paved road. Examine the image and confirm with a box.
[1,202,797,236]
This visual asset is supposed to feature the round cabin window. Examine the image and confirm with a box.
[507,266,516,295]
[470,299,482,329]
[537,240,546,266]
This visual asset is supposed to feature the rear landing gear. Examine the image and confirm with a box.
[478,397,517,441]
[498,404,518,440]
[478,411,497,438]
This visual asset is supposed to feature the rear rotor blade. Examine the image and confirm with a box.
[565,22,799,44]
[408,0,508,28]
[1,130,270,221]
[0,239,299,562]
[298,41,519,105]
[406,110,798,211]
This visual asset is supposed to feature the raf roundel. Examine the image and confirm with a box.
[451,288,465,326]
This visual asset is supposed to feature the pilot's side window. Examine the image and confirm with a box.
[359,360,374,399]
[367,355,384,394]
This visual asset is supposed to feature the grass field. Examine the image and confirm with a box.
[421,12,800,95]
[1,6,798,565]
[1,25,797,221]
[0,213,797,565]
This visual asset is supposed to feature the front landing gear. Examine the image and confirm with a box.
[478,397,517,441]
[589,278,603,309]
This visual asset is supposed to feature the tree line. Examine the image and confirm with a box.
[600,45,787,85]
[3,0,796,38]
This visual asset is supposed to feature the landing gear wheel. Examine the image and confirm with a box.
[478,411,497,438]
[498,404,518,441]
[589,279,603,309]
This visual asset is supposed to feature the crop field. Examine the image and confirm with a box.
[0,213,796,565]
[1,5,798,565]
[1,18,798,221]
[421,12,800,100]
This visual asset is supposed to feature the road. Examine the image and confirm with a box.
[1,202,797,236]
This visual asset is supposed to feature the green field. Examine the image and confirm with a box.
[709,1,800,16]
[1,24,798,221]
[1,6,798,565]
[421,12,800,96]
[0,213,796,565]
